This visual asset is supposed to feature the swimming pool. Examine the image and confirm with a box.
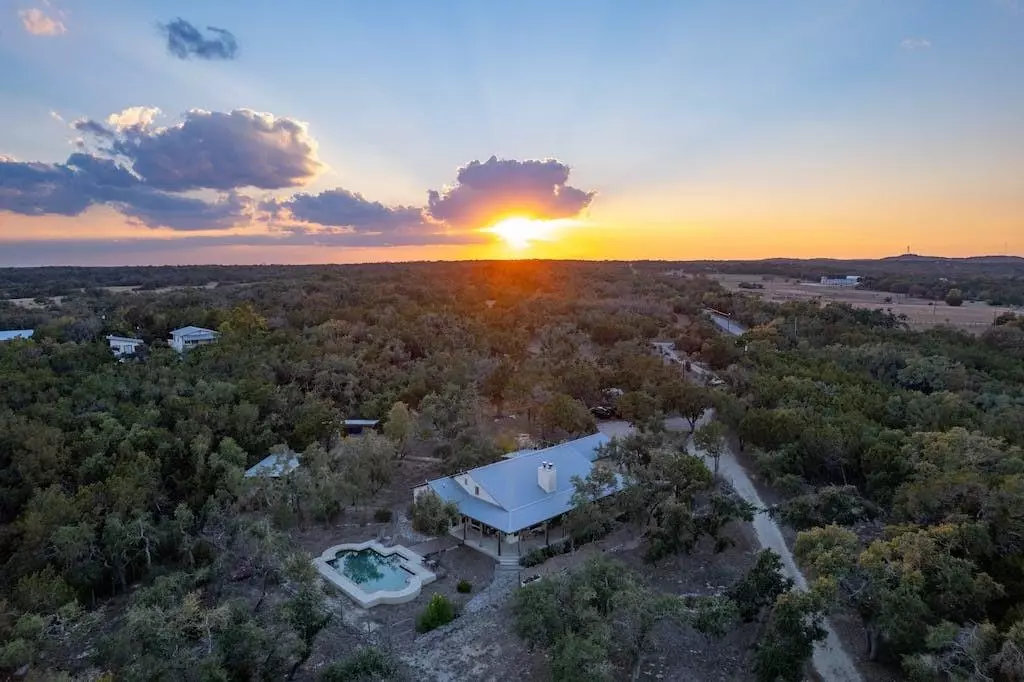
[328,548,413,592]
[314,540,436,608]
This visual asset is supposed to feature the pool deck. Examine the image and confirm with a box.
[314,539,437,608]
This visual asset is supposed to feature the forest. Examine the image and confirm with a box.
[1,260,1024,681]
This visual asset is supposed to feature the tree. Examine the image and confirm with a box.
[693,420,727,476]
[728,550,793,622]
[383,401,415,458]
[417,593,456,632]
[753,585,831,682]
[410,491,459,535]
[481,358,516,416]
[615,391,660,429]
[796,524,1003,661]
[282,554,332,678]
[539,393,596,441]
[945,288,964,307]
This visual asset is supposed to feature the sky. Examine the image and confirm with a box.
[1,0,1022,266]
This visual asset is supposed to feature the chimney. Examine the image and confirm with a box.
[538,461,557,494]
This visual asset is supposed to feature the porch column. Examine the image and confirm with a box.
[545,523,549,547]
[498,530,502,557]
[463,516,467,541]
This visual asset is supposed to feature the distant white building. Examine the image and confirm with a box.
[169,326,219,352]
[0,329,34,342]
[106,335,144,358]
[820,275,862,288]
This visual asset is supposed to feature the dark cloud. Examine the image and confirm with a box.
[72,119,114,138]
[101,109,321,191]
[425,156,595,229]
[266,188,422,229]
[0,153,251,230]
[160,18,238,61]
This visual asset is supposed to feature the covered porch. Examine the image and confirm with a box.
[450,515,570,562]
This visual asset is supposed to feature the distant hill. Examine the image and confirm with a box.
[663,255,1024,279]
[656,255,1024,306]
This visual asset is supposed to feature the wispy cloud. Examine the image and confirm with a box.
[900,38,932,50]
[18,6,67,36]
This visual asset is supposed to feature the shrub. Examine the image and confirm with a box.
[319,647,400,681]
[373,507,393,523]
[416,593,456,633]
[410,492,460,536]
[456,579,472,594]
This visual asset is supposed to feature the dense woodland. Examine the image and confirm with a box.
[2,260,1024,680]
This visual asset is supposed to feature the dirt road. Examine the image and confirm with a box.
[684,412,863,682]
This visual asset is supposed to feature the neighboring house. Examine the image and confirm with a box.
[0,329,34,342]
[414,433,620,563]
[106,335,144,358]
[343,419,380,436]
[169,326,218,352]
[820,275,862,287]
[244,449,300,478]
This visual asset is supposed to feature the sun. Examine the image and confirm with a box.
[483,216,556,249]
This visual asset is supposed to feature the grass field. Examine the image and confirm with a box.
[711,273,1015,332]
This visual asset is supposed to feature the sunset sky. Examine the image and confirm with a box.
[2,0,1022,266]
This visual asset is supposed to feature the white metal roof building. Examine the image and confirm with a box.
[0,329,34,342]
[106,335,144,357]
[169,326,218,352]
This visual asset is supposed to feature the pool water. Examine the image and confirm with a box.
[328,549,413,592]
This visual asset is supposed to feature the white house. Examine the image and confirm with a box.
[169,326,218,352]
[0,329,34,342]
[820,275,862,288]
[106,335,144,358]
[414,433,622,564]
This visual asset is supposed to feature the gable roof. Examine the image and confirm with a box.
[244,451,300,478]
[343,419,380,427]
[426,432,619,533]
[106,335,144,344]
[170,326,217,337]
[0,329,34,342]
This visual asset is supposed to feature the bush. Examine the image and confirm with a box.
[519,525,615,567]
[456,579,472,594]
[373,507,393,523]
[416,593,456,633]
[410,492,460,536]
[319,647,400,681]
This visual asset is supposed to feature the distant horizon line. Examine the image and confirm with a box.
[2,252,1024,270]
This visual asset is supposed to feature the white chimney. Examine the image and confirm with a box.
[538,461,556,494]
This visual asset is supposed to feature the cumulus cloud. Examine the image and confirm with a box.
[2,110,595,250]
[0,152,252,230]
[107,106,162,131]
[900,38,932,50]
[160,18,238,60]
[19,7,66,36]
[425,156,594,229]
[94,109,323,191]
[266,188,422,229]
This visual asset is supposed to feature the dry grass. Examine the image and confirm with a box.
[711,273,1015,332]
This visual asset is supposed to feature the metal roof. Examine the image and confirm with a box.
[0,329,34,342]
[106,335,144,343]
[170,326,218,337]
[343,419,380,427]
[426,432,620,533]
[244,451,300,478]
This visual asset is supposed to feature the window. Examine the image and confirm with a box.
[474,486,480,496]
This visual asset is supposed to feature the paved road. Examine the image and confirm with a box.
[703,310,748,337]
